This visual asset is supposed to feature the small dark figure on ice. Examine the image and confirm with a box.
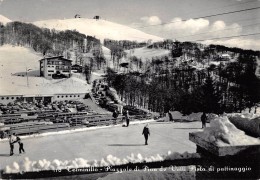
[123,110,130,127]
[201,112,207,129]
[9,133,16,156]
[8,133,25,156]
[17,136,25,154]
[142,124,150,145]
[168,112,174,122]
[112,110,118,125]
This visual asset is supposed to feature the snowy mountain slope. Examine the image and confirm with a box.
[102,46,111,59]
[33,18,163,42]
[0,45,91,95]
[125,47,170,61]
[0,14,12,25]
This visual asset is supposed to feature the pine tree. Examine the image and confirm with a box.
[201,76,221,114]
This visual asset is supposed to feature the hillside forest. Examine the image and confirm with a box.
[0,22,260,115]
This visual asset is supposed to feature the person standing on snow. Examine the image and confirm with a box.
[168,112,174,122]
[142,124,150,145]
[9,133,16,156]
[201,112,207,129]
[112,110,118,125]
[16,136,25,154]
[125,110,130,127]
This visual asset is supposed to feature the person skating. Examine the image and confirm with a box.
[201,112,207,129]
[168,112,174,122]
[125,110,130,127]
[112,110,118,125]
[142,124,150,145]
[9,133,16,156]
[16,136,25,154]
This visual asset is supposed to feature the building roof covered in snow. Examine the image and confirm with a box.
[39,56,72,62]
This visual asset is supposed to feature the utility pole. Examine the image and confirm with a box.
[26,67,29,87]
[26,67,32,87]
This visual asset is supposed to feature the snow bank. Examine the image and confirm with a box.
[228,112,260,120]
[241,107,260,114]
[4,153,162,173]
[228,113,260,137]
[5,157,92,173]
[199,116,260,146]
[4,151,200,174]
[162,111,217,122]
[165,151,200,160]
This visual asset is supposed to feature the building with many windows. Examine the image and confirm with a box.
[0,93,87,105]
[39,56,72,78]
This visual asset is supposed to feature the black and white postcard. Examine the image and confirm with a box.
[0,0,259,179]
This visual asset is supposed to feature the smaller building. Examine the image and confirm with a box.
[215,53,231,61]
[0,93,87,105]
[71,64,83,73]
[39,56,72,79]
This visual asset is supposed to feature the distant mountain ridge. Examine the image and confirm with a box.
[32,18,163,42]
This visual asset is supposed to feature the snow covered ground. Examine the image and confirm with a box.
[0,45,91,95]
[194,116,260,147]
[0,121,202,170]
[125,47,170,61]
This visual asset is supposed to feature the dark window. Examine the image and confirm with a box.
[48,70,54,72]
[70,95,72,97]
[16,97,19,99]
[11,97,14,99]
[61,96,64,98]
[74,95,76,97]
[6,97,9,100]
[48,74,51,76]
[78,95,80,97]
[66,95,68,98]
[1,97,4,100]
[57,96,60,98]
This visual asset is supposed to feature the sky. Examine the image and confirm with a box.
[0,0,260,50]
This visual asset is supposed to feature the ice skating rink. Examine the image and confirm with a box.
[0,121,202,169]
